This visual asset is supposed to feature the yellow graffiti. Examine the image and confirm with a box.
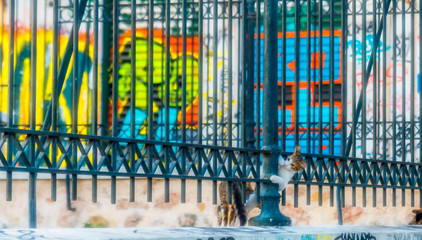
[0,29,94,134]
[318,234,334,240]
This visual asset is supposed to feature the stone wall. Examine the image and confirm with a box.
[0,177,416,228]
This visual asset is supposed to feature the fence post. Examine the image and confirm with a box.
[248,0,291,226]
[242,0,255,149]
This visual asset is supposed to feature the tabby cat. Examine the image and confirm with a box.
[217,181,254,226]
[245,146,307,214]
[218,146,306,226]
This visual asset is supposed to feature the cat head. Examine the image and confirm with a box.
[287,146,307,172]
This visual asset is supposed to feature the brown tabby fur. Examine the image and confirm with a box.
[410,209,422,225]
[217,181,254,226]
[217,146,306,226]
[288,146,307,172]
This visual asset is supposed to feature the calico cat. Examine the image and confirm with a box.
[217,181,254,226]
[245,146,307,214]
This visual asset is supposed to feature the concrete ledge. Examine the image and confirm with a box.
[0,226,422,240]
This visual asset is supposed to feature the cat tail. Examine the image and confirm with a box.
[232,182,247,226]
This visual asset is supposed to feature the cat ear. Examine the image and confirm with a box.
[294,146,301,154]
[278,156,287,166]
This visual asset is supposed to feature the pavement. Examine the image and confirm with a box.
[0,225,421,240]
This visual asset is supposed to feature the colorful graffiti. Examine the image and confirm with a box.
[0,27,201,141]
[346,1,422,161]
[0,29,93,133]
[115,29,199,141]
[254,30,342,155]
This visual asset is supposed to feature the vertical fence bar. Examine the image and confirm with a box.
[410,0,415,207]
[255,0,260,151]
[164,0,171,202]
[92,0,99,203]
[246,0,255,150]
[401,0,406,207]
[392,0,397,206]
[111,0,119,204]
[338,0,347,221]
[372,0,377,208]
[165,0,171,203]
[220,0,226,147]
[229,0,234,148]
[228,0,234,205]
[72,0,79,202]
[241,0,246,148]
[181,0,188,204]
[130,0,137,203]
[351,0,357,207]
[329,0,335,208]
[212,0,218,205]
[197,0,204,203]
[147,0,154,203]
[294,0,300,208]
[340,0,347,209]
[361,0,367,208]
[84,14,90,126]
[281,0,287,206]
[29,0,37,228]
[6,0,15,202]
[255,0,261,204]
[281,0,286,153]
[249,0,290,226]
[101,0,112,137]
[306,0,311,206]
[51,0,59,202]
[318,0,323,206]
[382,0,387,207]
[420,0,422,208]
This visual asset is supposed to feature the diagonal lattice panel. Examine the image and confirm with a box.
[75,139,93,171]
[215,150,228,178]
[97,141,113,172]
[56,138,73,170]
[34,136,53,168]
[11,134,31,167]
[134,143,149,174]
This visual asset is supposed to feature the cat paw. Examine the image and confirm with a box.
[270,175,282,183]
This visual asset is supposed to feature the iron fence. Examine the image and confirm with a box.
[0,0,422,228]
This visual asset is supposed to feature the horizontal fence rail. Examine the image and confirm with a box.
[0,127,263,189]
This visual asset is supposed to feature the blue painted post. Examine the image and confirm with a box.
[248,0,291,226]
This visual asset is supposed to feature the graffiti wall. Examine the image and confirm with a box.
[255,30,342,155]
[4,0,418,162]
[346,0,421,162]
[0,0,241,147]
[0,29,94,134]
[0,0,344,154]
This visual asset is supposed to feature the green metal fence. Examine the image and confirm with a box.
[0,0,422,228]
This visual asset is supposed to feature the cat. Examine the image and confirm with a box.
[245,145,307,214]
[410,209,422,225]
[217,181,254,226]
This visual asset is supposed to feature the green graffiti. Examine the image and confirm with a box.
[117,38,199,112]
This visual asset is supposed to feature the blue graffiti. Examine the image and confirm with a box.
[347,34,391,60]
[254,34,341,82]
[254,32,342,155]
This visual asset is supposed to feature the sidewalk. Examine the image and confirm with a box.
[0,225,421,240]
